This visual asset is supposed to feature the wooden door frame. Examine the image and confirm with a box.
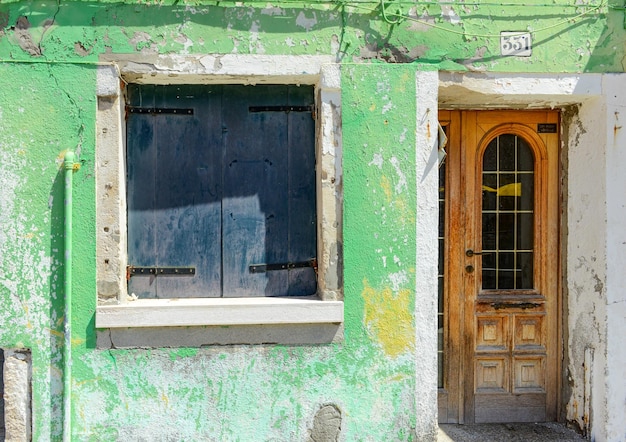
[438,110,464,424]
[438,109,562,424]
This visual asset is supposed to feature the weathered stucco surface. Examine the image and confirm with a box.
[0,1,623,72]
[562,75,626,442]
[1,0,626,440]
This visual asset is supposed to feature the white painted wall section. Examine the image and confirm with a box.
[564,94,608,441]
[415,70,439,441]
[601,74,626,442]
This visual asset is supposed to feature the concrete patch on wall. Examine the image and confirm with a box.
[2,349,32,442]
[307,404,341,442]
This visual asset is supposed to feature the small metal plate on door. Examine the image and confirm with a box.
[537,124,557,133]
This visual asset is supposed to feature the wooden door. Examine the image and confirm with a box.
[438,110,560,424]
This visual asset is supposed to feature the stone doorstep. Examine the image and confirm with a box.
[438,423,586,442]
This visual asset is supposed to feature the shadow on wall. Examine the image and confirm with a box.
[47,165,68,438]
[0,1,617,68]
[4,1,619,70]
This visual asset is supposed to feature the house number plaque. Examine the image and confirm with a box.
[500,32,532,57]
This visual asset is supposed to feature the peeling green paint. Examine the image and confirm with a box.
[0,1,623,70]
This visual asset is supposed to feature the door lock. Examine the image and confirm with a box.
[465,265,474,273]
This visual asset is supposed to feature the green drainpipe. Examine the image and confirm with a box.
[63,151,76,442]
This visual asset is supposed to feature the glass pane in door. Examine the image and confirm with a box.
[438,128,447,388]
[481,134,534,290]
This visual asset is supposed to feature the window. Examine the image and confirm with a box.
[94,55,342,334]
[126,84,317,299]
[481,134,534,290]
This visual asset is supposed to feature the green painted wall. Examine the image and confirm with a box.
[0,1,623,71]
[0,0,624,439]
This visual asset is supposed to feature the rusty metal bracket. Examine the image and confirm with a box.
[126,107,194,115]
[249,258,317,274]
[127,266,196,280]
[249,105,313,113]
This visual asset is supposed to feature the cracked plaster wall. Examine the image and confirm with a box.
[562,76,626,442]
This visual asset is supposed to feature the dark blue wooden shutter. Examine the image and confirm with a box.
[127,84,316,298]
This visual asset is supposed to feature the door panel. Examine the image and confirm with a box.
[438,110,559,424]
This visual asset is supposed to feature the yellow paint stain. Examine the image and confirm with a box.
[161,392,169,407]
[362,279,415,358]
[57,149,68,162]
[369,103,376,111]
[392,197,415,226]
[23,305,32,329]
[396,72,410,92]
[71,337,86,345]
[380,175,392,202]
[389,373,409,382]
[74,377,101,387]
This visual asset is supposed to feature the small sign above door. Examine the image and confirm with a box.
[537,124,558,133]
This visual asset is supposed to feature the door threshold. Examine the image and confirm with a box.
[438,422,585,441]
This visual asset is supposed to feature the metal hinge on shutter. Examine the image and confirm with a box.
[249,105,315,119]
[126,266,196,280]
[125,106,194,118]
[249,258,317,275]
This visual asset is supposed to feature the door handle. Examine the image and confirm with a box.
[466,249,492,257]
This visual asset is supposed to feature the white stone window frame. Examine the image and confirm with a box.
[94,55,343,332]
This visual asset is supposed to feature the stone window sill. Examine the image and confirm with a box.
[95,296,343,328]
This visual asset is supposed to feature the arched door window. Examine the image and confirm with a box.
[481,134,535,290]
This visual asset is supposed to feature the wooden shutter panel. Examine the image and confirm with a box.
[127,84,316,298]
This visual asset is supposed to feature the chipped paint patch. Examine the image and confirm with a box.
[369,153,384,169]
[388,270,408,292]
[296,11,317,31]
[389,157,407,194]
